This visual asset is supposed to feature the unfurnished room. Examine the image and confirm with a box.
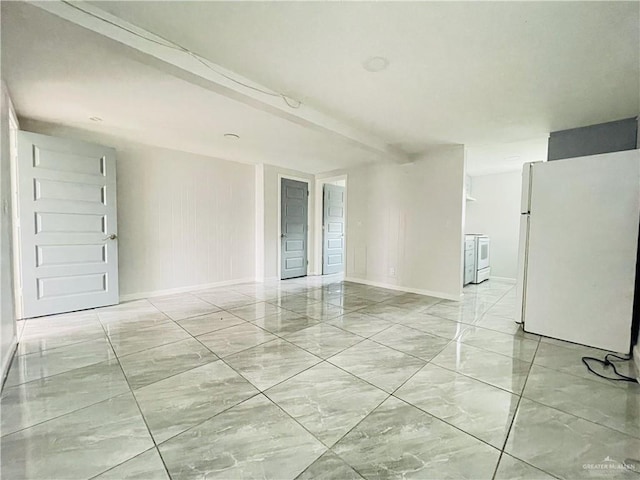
[0,1,639,479]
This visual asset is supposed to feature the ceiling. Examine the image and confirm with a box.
[466,138,549,177]
[1,2,384,173]
[91,1,639,147]
[3,1,639,174]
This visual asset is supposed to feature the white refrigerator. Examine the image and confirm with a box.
[516,149,640,353]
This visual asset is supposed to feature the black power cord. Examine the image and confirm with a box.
[581,353,639,383]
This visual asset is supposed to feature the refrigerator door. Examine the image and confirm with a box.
[523,150,640,353]
[520,163,533,214]
[515,214,530,324]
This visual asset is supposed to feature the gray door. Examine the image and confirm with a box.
[281,178,308,279]
[322,184,345,275]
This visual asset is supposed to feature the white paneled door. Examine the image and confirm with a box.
[16,132,119,318]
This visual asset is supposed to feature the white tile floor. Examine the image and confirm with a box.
[2,277,639,479]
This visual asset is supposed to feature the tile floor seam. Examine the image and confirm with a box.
[163,315,270,392]
[184,289,256,308]
[349,333,442,364]
[530,347,634,391]
[110,333,200,361]
[279,330,370,360]
[322,390,500,480]
[369,308,479,329]
[1,348,117,390]
[169,315,349,420]
[0,390,146,444]
[279,305,355,323]
[174,309,242,323]
[323,448,370,480]
[95,317,174,478]
[100,300,167,318]
[425,355,533,397]
[201,336,274,359]
[440,337,539,364]
[307,389,393,462]
[322,352,425,395]
[215,305,370,356]
[224,344,324,392]
[383,358,514,456]
[515,394,640,442]
[12,333,109,359]
[453,337,540,363]
[371,319,465,344]
[390,394,504,453]
[195,316,317,358]
[260,391,338,457]
[524,361,639,395]
[150,391,263,448]
[125,356,222,392]
[97,309,173,324]
[327,320,395,340]
[380,332,521,452]
[86,446,161,480]
[494,452,563,480]
[0,368,131,438]
[494,336,552,480]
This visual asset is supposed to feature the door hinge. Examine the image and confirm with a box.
[307,190,309,197]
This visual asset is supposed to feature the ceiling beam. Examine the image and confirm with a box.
[32,1,410,164]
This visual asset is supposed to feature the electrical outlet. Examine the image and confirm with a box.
[389,266,396,277]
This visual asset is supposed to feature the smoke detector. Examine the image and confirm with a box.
[363,57,390,72]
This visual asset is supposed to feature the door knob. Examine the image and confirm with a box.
[281,234,287,238]
[105,233,117,241]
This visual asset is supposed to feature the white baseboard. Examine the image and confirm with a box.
[1,335,17,392]
[633,344,640,381]
[344,276,463,301]
[119,277,257,302]
[490,276,517,284]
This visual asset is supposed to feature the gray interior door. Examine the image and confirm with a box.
[322,184,345,275]
[281,178,308,279]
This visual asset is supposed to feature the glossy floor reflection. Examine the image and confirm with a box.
[2,277,639,479]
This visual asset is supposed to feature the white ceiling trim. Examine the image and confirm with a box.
[33,0,410,164]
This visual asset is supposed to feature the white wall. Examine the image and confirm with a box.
[465,171,521,280]
[21,120,256,299]
[345,146,466,300]
[1,82,18,382]
[261,164,316,279]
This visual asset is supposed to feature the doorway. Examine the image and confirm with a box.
[280,177,309,280]
[322,183,345,274]
[314,176,347,276]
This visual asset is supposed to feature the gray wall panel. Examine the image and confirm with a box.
[548,117,638,161]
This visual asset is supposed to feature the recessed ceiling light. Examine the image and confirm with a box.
[89,116,102,122]
[363,56,390,72]
[224,133,240,140]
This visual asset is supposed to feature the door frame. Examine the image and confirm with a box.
[8,101,23,320]
[314,174,348,276]
[277,174,311,280]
